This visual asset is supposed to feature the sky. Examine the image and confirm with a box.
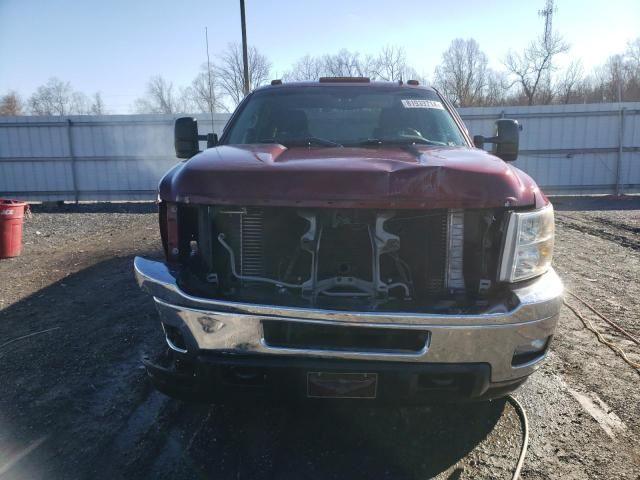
[1,0,638,113]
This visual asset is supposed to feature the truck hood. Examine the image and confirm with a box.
[159,144,544,209]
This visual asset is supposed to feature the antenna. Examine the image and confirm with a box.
[538,0,555,47]
[205,27,215,132]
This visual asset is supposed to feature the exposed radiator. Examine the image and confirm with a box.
[423,213,448,295]
[240,211,266,277]
[445,208,465,291]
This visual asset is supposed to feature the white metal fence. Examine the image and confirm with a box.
[460,103,640,195]
[1,103,638,202]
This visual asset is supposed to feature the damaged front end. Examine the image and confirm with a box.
[163,203,512,314]
[135,200,563,403]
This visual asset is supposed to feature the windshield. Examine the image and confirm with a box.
[222,86,468,147]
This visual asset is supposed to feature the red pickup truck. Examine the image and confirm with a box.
[134,78,562,403]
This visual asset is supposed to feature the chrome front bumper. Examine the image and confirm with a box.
[134,256,563,383]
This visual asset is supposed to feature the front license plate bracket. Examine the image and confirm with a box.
[306,372,378,399]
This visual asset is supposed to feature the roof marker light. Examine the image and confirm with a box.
[319,77,370,83]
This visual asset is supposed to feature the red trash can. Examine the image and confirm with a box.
[0,199,28,258]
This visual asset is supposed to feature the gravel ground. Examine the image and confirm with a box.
[0,198,639,479]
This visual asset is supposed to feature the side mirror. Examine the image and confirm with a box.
[473,119,521,162]
[175,117,200,159]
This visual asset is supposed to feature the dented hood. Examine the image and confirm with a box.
[159,144,543,209]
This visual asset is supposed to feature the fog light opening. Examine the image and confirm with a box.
[512,336,551,367]
[162,323,188,354]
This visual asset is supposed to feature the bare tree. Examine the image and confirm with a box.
[624,38,640,101]
[553,38,639,104]
[433,39,492,107]
[0,91,24,116]
[627,38,640,71]
[26,78,109,115]
[284,47,424,84]
[215,43,271,106]
[284,54,326,81]
[321,49,375,78]
[136,68,228,114]
[29,77,76,115]
[556,60,584,104]
[89,92,106,115]
[32,79,96,114]
[503,34,569,105]
[371,45,411,81]
[72,91,92,114]
[600,54,637,101]
[134,75,181,114]
[184,64,227,113]
[530,66,555,104]
[483,71,508,106]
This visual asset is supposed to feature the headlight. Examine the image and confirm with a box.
[499,204,554,282]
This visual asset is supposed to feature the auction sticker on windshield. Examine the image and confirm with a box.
[401,99,445,109]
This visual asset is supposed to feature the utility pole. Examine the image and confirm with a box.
[240,0,250,96]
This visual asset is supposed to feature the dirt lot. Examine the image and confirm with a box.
[0,198,639,479]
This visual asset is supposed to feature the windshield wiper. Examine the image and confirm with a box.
[303,137,343,147]
[353,135,445,147]
[258,137,342,147]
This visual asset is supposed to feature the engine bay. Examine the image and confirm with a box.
[173,205,509,312]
